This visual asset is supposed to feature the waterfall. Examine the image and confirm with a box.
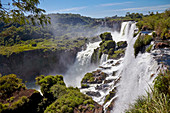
[64,21,160,113]
[112,23,159,113]
[111,22,132,43]
[64,41,101,87]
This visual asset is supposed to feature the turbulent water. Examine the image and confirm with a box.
[64,21,161,113]
[112,23,159,113]
[64,41,101,87]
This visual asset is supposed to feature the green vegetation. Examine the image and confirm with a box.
[0,74,26,99]
[0,37,86,56]
[100,40,116,54]
[104,89,116,105]
[126,69,170,113]
[136,10,170,39]
[10,96,29,110]
[134,35,153,57]
[133,30,140,37]
[100,32,112,41]
[116,41,127,49]
[45,87,95,113]
[36,75,65,97]
[36,75,99,113]
[0,0,50,25]
[81,84,90,88]
[146,44,153,53]
[81,73,95,83]
[108,49,125,59]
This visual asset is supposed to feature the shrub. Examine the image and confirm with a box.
[116,41,127,49]
[143,35,152,45]
[100,32,112,41]
[44,87,95,113]
[81,84,89,88]
[154,70,170,95]
[100,40,116,54]
[104,89,116,105]
[36,75,65,97]
[81,73,94,83]
[161,28,168,39]
[126,69,170,113]
[146,44,153,53]
[0,74,26,99]
[152,32,157,37]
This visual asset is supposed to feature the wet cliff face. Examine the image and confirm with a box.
[0,49,78,81]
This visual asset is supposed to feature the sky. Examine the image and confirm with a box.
[3,0,170,18]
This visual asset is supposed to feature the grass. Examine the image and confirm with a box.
[0,38,86,56]
[126,69,170,113]
[126,90,170,113]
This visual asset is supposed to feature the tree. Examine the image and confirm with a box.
[0,0,50,25]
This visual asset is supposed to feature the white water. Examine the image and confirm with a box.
[112,23,159,113]
[111,22,132,43]
[64,41,101,87]
[65,21,160,113]
[81,21,137,106]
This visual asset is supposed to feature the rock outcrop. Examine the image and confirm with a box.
[0,48,79,82]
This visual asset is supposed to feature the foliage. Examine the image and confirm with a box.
[0,37,86,56]
[136,10,170,39]
[126,69,170,113]
[99,32,112,41]
[146,44,153,53]
[143,35,153,45]
[0,0,50,25]
[134,34,153,57]
[104,89,116,105]
[81,73,95,83]
[45,87,95,113]
[81,84,89,88]
[91,47,100,64]
[100,40,116,54]
[154,69,170,95]
[36,75,65,97]
[108,49,125,59]
[0,74,25,99]
[116,41,127,49]
[133,30,140,37]
[10,96,29,110]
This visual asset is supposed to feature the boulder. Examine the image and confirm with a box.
[86,91,101,97]
[155,42,169,49]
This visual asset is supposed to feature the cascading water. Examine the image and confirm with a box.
[64,41,101,87]
[112,23,159,113]
[63,21,161,113]
[81,21,137,107]
[78,21,160,113]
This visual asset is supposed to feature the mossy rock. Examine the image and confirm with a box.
[100,32,112,41]
[91,47,100,64]
[116,41,127,49]
[103,89,116,105]
[100,40,116,54]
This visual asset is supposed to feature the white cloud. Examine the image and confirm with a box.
[55,6,87,12]
[99,2,134,7]
[111,4,170,12]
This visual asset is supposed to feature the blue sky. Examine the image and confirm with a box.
[3,0,170,18]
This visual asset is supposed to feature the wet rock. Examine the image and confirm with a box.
[81,70,108,84]
[116,41,127,49]
[104,79,114,84]
[112,61,120,66]
[86,91,101,97]
[155,42,169,49]
[95,84,109,90]
[112,71,117,76]
[99,66,111,69]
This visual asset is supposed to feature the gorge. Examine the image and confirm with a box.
[0,12,169,113]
